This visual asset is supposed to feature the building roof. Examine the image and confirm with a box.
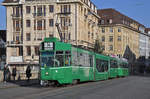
[2,0,19,3]
[145,28,150,33]
[97,8,145,27]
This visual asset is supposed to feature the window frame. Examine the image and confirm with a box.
[26,6,31,14]
[26,20,31,27]
[49,5,54,13]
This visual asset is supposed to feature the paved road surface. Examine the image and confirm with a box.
[0,76,150,99]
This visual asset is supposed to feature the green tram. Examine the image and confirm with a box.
[117,59,129,77]
[40,37,129,85]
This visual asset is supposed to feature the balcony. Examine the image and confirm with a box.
[33,13,46,17]
[7,41,23,47]
[11,14,21,19]
[8,56,25,65]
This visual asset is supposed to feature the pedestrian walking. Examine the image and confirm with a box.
[3,65,10,82]
[12,66,17,81]
[26,65,31,82]
[3,65,7,83]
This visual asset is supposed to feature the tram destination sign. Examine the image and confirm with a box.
[44,42,54,50]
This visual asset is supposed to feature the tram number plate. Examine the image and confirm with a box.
[44,42,54,50]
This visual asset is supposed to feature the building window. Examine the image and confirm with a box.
[26,20,31,27]
[60,17,71,28]
[102,45,105,50]
[44,19,46,30]
[118,36,121,41]
[102,36,105,42]
[110,27,113,32]
[26,6,31,14]
[109,19,112,24]
[44,5,46,16]
[107,19,110,24]
[16,36,20,42]
[88,32,90,38]
[26,46,31,56]
[26,33,31,41]
[34,46,39,56]
[37,6,43,16]
[16,7,20,17]
[109,36,113,42]
[49,19,54,27]
[16,20,20,31]
[34,20,36,30]
[49,5,54,12]
[37,20,42,30]
[91,33,94,39]
[118,28,121,32]
[37,33,43,41]
[101,20,104,24]
[34,6,36,14]
[68,33,71,40]
[102,28,105,33]
[109,45,113,51]
[61,5,71,14]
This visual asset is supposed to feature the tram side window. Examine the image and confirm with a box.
[41,56,54,67]
[65,51,71,66]
[72,50,92,67]
[55,51,64,67]
[78,52,91,67]
[119,63,124,68]
[96,59,108,72]
[110,60,118,68]
[123,63,128,68]
[104,61,109,72]
[72,51,78,66]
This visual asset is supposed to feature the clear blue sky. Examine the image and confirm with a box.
[0,0,150,30]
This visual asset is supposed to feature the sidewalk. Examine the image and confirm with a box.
[0,79,39,89]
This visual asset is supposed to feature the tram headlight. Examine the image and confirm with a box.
[55,70,58,73]
[46,72,49,75]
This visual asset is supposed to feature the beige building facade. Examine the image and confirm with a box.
[97,9,145,59]
[98,24,140,58]
[2,0,99,79]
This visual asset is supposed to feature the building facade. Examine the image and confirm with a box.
[0,30,6,70]
[2,0,99,79]
[139,26,147,58]
[145,28,150,58]
[97,8,146,59]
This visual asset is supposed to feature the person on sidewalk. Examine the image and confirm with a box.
[12,66,17,81]
[3,65,7,83]
[3,65,10,83]
[26,65,31,82]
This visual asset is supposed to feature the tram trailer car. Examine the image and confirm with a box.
[117,59,129,77]
[40,37,129,85]
[109,57,118,78]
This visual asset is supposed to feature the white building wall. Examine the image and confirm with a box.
[146,36,149,58]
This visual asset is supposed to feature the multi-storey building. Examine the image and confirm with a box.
[145,28,150,58]
[97,8,147,59]
[139,26,147,58]
[0,30,6,70]
[2,0,99,79]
